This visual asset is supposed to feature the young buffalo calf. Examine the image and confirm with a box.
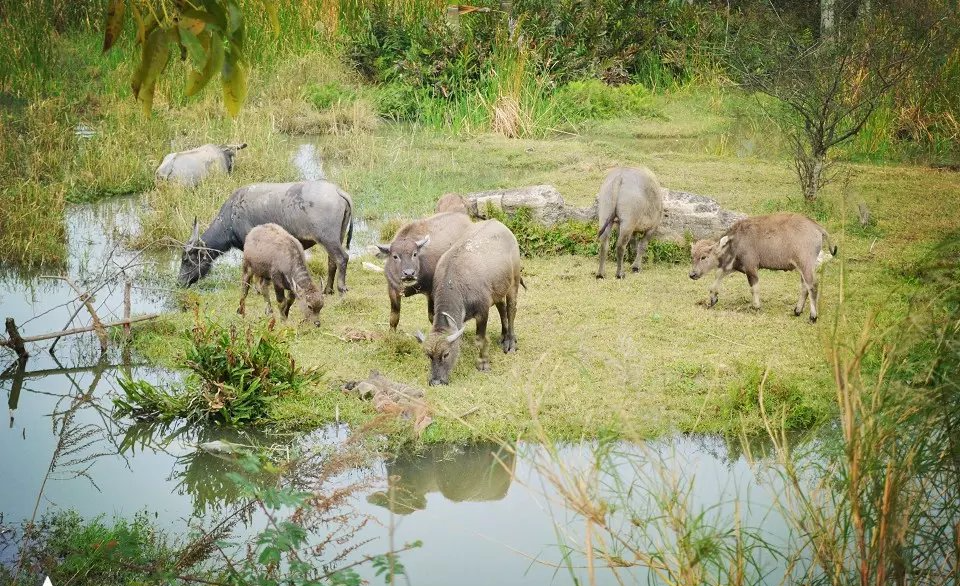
[238,223,324,326]
[688,212,836,322]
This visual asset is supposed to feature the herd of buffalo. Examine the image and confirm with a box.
[168,145,835,386]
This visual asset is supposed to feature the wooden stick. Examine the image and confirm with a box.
[123,279,132,340]
[41,276,108,352]
[0,361,147,381]
[49,302,85,355]
[4,318,28,360]
[0,314,160,349]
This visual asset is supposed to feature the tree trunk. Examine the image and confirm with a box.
[821,0,836,38]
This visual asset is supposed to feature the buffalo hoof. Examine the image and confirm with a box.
[809,315,818,323]
[794,308,803,317]
[501,337,517,353]
[596,273,605,280]
[429,379,447,386]
[476,360,491,372]
[616,273,625,280]
[632,266,640,273]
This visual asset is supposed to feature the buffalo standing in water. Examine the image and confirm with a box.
[179,180,353,295]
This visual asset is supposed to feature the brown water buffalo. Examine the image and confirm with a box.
[238,223,324,325]
[688,212,837,322]
[377,212,474,330]
[435,193,469,215]
[415,219,523,386]
[596,166,665,279]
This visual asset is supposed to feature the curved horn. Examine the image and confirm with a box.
[445,326,466,343]
[415,234,431,249]
[414,330,426,343]
[442,312,457,330]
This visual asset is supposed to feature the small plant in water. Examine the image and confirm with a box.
[114,319,323,425]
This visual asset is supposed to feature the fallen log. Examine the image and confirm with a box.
[0,314,160,355]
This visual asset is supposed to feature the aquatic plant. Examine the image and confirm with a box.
[114,319,324,425]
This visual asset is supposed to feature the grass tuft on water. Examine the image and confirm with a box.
[115,319,324,425]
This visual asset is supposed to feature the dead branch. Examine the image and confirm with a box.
[0,314,160,352]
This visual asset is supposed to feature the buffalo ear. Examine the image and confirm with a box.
[445,326,466,343]
[415,234,431,250]
[376,244,391,256]
[717,235,730,251]
[414,330,426,343]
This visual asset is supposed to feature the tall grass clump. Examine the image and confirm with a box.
[114,319,324,425]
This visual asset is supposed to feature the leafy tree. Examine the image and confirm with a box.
[102,0,278,117]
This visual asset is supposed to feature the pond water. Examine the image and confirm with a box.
[1,144,804,584]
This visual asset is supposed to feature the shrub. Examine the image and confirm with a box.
[555,80,660,121]
[114,320,324,425]
[305,81,358,111]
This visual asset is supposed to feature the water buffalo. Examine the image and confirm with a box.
[156,143,247,187]
[366,444,515,515]
[435,193,470,215]
[415,219,523,386]
[596,166,665,279]
[179,180,353,295]
[688,212,837,322]
[238,223,324,326]
[376,211,474,330]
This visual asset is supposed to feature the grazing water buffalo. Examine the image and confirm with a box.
[596,166,665,279]
[415,219,523,386]
[156,143,247,187]
[238,223,324,325]
[377,212,474,330]
[435,193,469,215]
[688,212,837,322]
[179,180,353,295]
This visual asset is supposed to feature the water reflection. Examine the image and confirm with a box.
[367,443,515,514]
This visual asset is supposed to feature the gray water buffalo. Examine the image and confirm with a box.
[688,212,837,322]
[596,166,665,279]
[415,219,523,386]
[376,211,474,330]
[238,223,324,325]
[435,193,469,215]
[156,143,247,187]
[179,180,353,295]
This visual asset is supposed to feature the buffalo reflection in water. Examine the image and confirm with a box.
[367,443,515,515]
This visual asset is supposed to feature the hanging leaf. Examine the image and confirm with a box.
[131,4,158,45]
[180,16,206,36]
[186,30,224,97]
[102,0,126,52]
[178,25,206,69]
[197,0,229,31]
[136,27,171,115]
[221,44,248,118]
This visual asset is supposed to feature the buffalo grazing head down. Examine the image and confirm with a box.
[416,312,466,386]
[688,236,729,280]
[379,235,430,286]
[178,218,215,287]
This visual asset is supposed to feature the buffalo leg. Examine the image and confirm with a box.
[597,224,613,279]
[275,284,293,319]
[238,266,253,316]
[632,230,654,273]
[746,271,761,309]
[708,269,731,308]
[614,229,633,279]
[794,277,809,317]
[427,294,435,323]
[801,267,819,322]
[259,277,274,316]
[495,301,514,353]
[475,310,491,371]
[329,242,350,297]
[324,251,337,296]
[504,293,518,353]
[388,286,402,331]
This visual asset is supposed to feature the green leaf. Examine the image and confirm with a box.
[221,44,248,118]
[186,30,224,97]
[134,26,171,115]
[177,26,205,69]
[102,0,126,52]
